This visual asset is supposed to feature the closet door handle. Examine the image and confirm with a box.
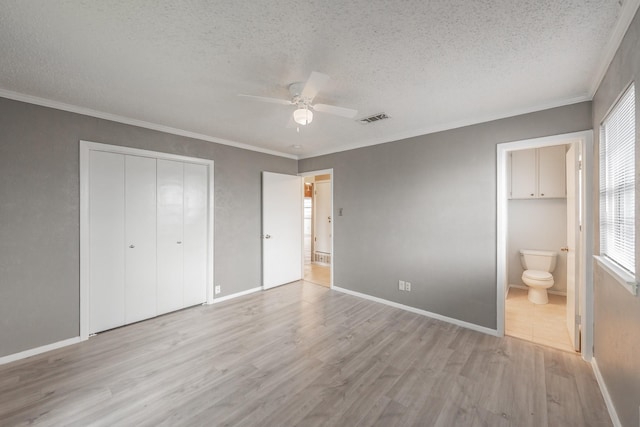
[129,244,135,249]
[177,241,182,244]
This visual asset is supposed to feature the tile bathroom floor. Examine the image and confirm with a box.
[303,263,331,287]
[506,287,576,353]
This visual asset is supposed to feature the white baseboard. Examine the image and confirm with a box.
[212,286,262,304]
[591,358,622,427]
[0,336,82,366]
[332,286,499,337]
[508,284,567,296]
[0,286,263,365]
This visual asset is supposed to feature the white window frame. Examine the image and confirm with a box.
[595,83,637,295]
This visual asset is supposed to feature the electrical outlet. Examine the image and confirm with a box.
[214,285,221,295]
[405,282,411,292]
[398,280,405,291]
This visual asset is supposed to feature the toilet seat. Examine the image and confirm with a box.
[522,270,553,281]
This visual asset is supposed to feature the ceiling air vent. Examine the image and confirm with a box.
[358,112,390,124]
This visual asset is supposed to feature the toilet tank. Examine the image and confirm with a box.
[519,249,557,272]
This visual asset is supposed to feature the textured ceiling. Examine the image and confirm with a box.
[0,1,635,158]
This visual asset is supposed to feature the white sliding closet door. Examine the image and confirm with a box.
[89,151,125,334]
[125,155,157,324]
[157,160,185,314]
[82,141,213,337]
[183,163,208,306]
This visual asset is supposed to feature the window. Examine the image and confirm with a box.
[599,83,636,286]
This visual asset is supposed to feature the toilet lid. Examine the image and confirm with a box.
[523,270,553,281]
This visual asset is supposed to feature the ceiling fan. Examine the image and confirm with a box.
[239,71,358,126]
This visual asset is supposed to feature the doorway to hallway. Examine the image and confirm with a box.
[301,170,333,288]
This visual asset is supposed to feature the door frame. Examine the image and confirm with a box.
[79,141,215,341]
[299,168,334,288]
[496,130,593,361]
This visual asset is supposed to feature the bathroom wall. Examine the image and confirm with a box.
[507,198,568,293]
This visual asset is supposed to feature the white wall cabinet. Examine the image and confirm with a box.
[509,146,566,199]
[510,149,537,199]
[86,145,211,335]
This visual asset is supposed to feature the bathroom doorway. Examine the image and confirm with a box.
[496,131,593,359]
[299,169,333,288]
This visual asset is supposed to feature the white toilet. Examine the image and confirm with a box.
[519,249,557,304]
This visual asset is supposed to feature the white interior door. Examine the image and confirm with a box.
[125,155,157,324]
[262,171,302,289]
[89,151,125,334]
[157,159,184,315]
[183,162,208,306]
[314,181,332,254]
[566,144,580,351]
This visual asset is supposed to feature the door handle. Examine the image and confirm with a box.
[265,234,271,239]
[561,247,569,252]
[129,244,135,249]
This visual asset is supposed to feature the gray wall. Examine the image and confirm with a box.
[592,9,640,427]
[0,97,296,358]
[508,198,568,292]
[299,102,591,329]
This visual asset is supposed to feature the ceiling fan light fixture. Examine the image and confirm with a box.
[293,108,313,125]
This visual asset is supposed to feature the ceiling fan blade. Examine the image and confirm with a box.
[300,71,330,100]
[238,94,293,106]
[312,103,358,118]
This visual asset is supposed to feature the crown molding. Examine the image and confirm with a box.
[589,0,640,96]
[0,89,298,160]
[298,95,591,159]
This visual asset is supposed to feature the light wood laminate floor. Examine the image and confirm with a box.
[0,281,610,426]
[506,287,575,353]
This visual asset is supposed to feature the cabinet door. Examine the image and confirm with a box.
[538,145,566,198]
[125,155,157,324]
[510,149,537,199]
[183,163,208,306]
[157,160,184,314]
[89,151,125,334]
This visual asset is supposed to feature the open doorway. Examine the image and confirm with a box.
[496,131,593,360]
[506,142,576,353]
[300,170,333,288]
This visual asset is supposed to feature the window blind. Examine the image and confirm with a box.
[600,83,635,274]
